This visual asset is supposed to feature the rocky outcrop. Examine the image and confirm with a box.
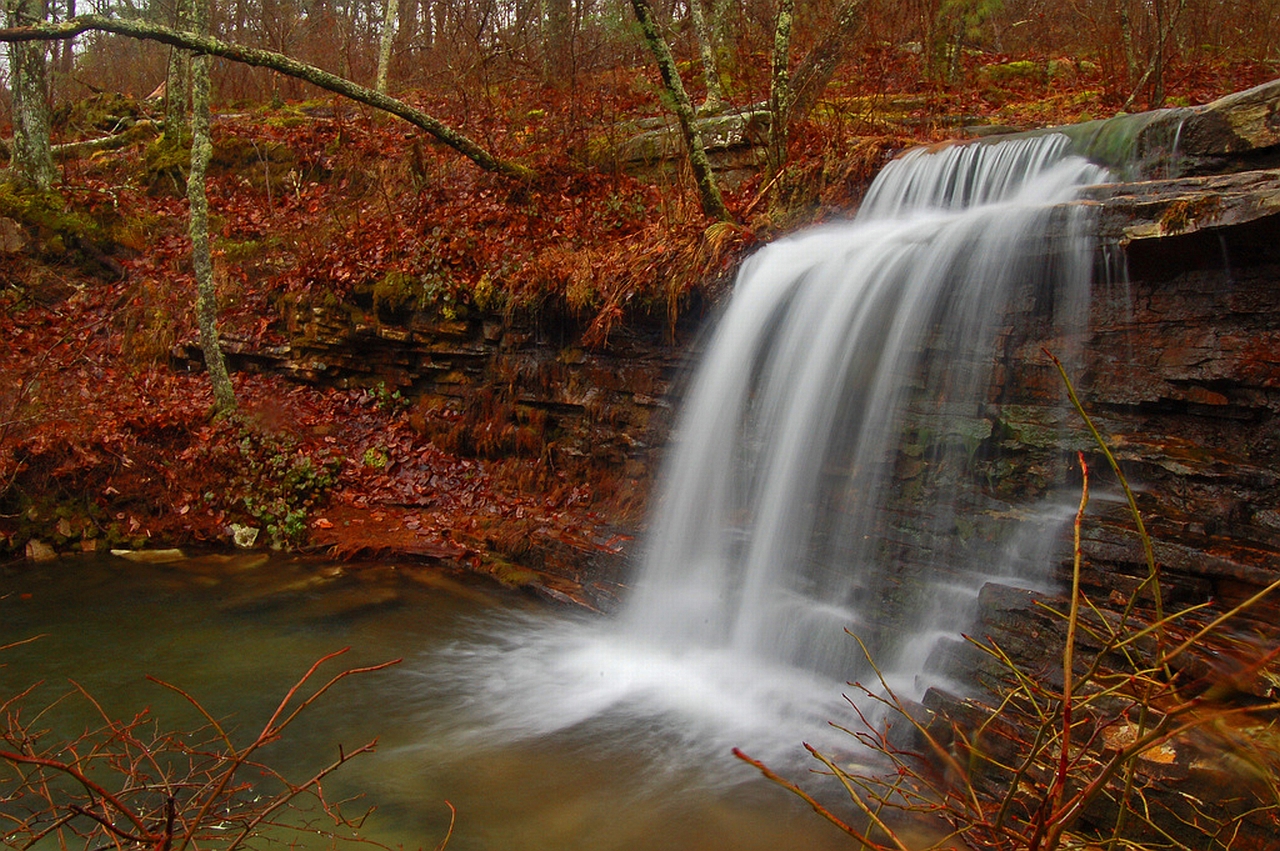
[1058,77,1280,177]
[884,84,1280,849]
[175,300,688,531]
[610,107,770,189]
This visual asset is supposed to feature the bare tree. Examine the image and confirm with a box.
[543,0,573,87]
[689,0,722,112]
[768,0,866,176]
[788,0,864,125]
[164,0,192,144]
[767,0,793,175]
[0,13,535,179]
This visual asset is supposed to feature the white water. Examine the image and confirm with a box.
[425,134,1110,771]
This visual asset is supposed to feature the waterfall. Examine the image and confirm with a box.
[423,133,1112,768]
[622,134,1110,690]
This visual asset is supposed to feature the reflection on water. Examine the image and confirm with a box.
[0,554,866,851]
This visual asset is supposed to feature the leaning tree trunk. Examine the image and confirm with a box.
[629,0,730,222]
[788,0,864,127]
[7,0,55,189]
[187,0,236,413]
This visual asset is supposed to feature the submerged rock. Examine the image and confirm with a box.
[110,547,186,564]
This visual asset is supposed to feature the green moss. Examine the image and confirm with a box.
[0,182,103,245]
[362,446,390,469]
[372,270,420,315]
[980,60,1045,83]
[470,273,505,313]
[211,135,296,172]
[143,132,192,191]
[219,236,279,263]
[487,556,540,588]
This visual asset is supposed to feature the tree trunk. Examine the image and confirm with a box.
[629,0,730,222]
[689,0,722,113]
[543,0,572,87]
[767,0,793,175]
[375,0,398,93]
[187,0,236,413]
[787,0,864,126]
[0,14,535,180]
[7,0,55,189]
[1118,3,1138,96]
[164,0,191,144]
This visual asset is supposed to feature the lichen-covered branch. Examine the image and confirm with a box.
[0,14,534,180]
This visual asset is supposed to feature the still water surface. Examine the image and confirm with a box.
[1,553,862,851]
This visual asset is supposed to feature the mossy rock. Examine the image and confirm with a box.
[210,135,298,180]
[485,556,541,588]
[980,60,1046,83]
[0,182,106,260]
[372,270,420,316]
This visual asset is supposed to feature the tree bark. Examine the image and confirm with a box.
[6,0,56,189]
[688,0,722,113]
[629,0,731,222]
[164,0,192,144]
[0,14,535,180]
[186,0,236,413]
[767,0,793,175]
[787,0,865,126]
[374,0,398,93]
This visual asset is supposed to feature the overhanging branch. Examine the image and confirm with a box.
[0,15,535,181]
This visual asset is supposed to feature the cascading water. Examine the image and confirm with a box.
[623,134,1109,688]
[421,132,1111,769]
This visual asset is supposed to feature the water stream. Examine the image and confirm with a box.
[0,555,858,851]
[3,133,1113,848]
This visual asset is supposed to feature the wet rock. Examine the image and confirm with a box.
[217,571,337,613]
[25,539,56,562]
[301,584,402,621]
[110,547,186,564]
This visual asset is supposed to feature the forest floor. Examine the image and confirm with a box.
[2,51,1275,601]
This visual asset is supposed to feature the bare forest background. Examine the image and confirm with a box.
[3,0,1277,129]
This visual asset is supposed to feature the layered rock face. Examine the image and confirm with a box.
[895,82,1280,848]
[978,82,1280,681]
